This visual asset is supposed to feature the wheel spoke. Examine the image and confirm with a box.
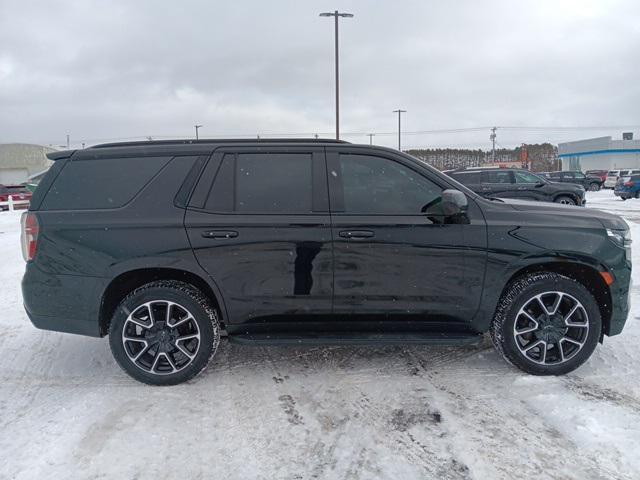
[150,349,161,372]
[132,341,151,362]
[561,337,583,348]
[176,333,199,342]
[523,339,545,353]
[166,301,173,324]
[160,352,178,373]
[175,342,196,360]
[170,314,193,329]
[549,293,563,315]
[556,340,565,362]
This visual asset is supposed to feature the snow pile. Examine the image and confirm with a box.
[0,193,639,479]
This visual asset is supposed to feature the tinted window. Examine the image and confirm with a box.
[549,172,562,178]
[339,154,442,214]
[482,170,513,184]
[206,153,313,213]
[451,171,481,185]
[514,171,542,183]
[574,172,585,179]
[41,156,171,210]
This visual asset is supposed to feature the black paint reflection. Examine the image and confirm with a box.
[293,242,322,295]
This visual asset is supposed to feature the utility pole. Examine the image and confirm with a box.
[66,134,70,149]
[393,110,406,150]
[490,127,497,163]
[367,133,375,145]
[320,10,354,140]
[194,124,202,140]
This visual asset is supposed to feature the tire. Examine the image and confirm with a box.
[490,272,601,375]
[554,195,576,205]
[109,280,220,385]
[589,183,600,191]
[635,191,639,199]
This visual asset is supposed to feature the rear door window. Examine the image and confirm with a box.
[205,152,315,214]
[482,170,513,184]
[450,171,481,185]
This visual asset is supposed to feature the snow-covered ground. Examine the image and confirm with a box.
[0,191,639,480]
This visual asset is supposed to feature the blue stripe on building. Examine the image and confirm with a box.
[559,149,640,158]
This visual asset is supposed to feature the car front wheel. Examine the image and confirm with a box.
[490,272,601,375]
[589,183,601,191]
[109,280,220,385]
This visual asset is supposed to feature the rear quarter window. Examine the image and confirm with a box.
[41,156,171,210]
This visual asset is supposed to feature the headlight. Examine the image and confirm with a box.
[607,228,632,258]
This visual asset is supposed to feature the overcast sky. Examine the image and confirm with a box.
[1,0,639,150]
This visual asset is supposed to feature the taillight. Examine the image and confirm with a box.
[20,212,39,262]
[625,181,635,187]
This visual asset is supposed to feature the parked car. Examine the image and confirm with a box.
[614,175,640,200]
[22,139,631,385]
[605,169,640,189]
[0,185,32,211]
[546,171,603,191]
[445,167,586,205]
[586,169,608,183]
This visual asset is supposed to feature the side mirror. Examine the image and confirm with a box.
[422,189,469,224]
[440,189,468,216]
[535,181,545,188]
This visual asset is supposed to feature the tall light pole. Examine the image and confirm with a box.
[367,133,375,145]
[320,10,354,140]
[393,109,406,150]
[194,124,202,140]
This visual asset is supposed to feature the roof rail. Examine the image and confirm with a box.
[90,138,350,149]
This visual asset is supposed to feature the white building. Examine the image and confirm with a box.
[0,143,56,184]
[558,135,640,172]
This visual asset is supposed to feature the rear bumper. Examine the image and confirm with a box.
[614,190,634,199]
[22,263,105,337]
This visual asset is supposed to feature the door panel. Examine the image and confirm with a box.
[185,147,333,327]
[327,149,486,324]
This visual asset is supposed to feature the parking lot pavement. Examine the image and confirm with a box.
[1,191,639,480]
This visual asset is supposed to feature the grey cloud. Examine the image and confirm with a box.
[1,0,639,149]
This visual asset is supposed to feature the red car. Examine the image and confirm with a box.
[0,185,32,211]
[586,169,608,183]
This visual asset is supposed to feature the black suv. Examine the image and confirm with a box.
[446,167,586,205]
[545,171,603,191]
[22,140,631,385]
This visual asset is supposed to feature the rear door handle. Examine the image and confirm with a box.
[202,230,238,239]
[339,230,374,239]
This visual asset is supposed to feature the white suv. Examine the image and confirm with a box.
[605,169,640,189]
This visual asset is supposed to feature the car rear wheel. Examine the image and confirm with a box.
[490,272,601,375]
[589,183,600,191]
[109,280,220,385]
[554,195,576,205]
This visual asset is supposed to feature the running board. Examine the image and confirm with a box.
[228,332,483,347]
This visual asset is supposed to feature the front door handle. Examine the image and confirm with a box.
[339,230,374,239]
[202,230,238,239]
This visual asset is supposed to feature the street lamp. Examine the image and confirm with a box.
[393,110,406,150]
[319,10,354,140]
[194,124,202,140]
[367,133,375,145]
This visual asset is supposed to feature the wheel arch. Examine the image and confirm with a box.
[500,261,612,337]
[99,267,226,336]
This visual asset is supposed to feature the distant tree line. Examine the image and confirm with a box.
[406,143,559,172]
